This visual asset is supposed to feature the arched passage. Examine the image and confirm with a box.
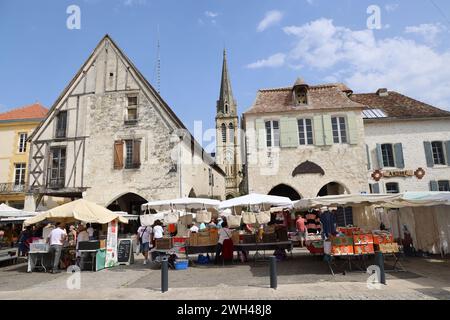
[268,184,301,200]
[317,182,353,227]
[188,188,197,198]
[317,181,348,197]
[106,192,147,215]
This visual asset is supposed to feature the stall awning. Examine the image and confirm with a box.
[219,193,293,209]
[0,203,36,218]
[142,197,220,211]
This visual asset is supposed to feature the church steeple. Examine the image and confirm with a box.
[217,49,236,116]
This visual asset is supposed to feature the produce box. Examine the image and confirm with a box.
[331,245,354,256]
[373,232,394,244]
[242,233,256,244]
[337,227,360,236]
[188,233,198,246]
[155,238,173,250]
[262,232,277,243]
[353,234,374,245]
[375,243,399,253]
[353,244,375,255]
[331,236,354,246]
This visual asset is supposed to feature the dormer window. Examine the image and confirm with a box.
[294,87,308,105]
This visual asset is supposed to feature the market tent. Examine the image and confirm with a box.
[294,193,403,209]
[219,193,293,209]
[383,191,450,208]
[142,197,220,211]
[23,199,128,226]
[0,203,36,218]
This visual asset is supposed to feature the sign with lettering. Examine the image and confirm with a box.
[371,168,426,181]
[117,239,133,265]
[105,219,118,268]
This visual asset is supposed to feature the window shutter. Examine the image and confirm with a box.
[347,113,358,145]
[423,141,434,168]
[280,117,297,148]
[322,115,333,146]
[132,140,141,167]
[445,141,450,166]
[372,183,380,194]
[114,140,124,169]
[376,144,383,169]
[366,144,371,170]
[394,143,405,169]
[313,115,324,146]
[429,180,438,191]
[255,119,265,149]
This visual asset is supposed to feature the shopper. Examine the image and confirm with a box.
[17,226,32,256]
[86,223,94,240]
[47,222,67,273]
[152,220,164,247]
[68,225,77,247]
[137,225,152,264]
[296,214,307,247]
[214,219,232,265]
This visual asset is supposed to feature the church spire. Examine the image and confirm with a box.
[217,49,236,116]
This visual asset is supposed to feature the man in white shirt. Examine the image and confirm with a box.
[86,224,95,240]
[47,222,67,273]
[137,225,152,264]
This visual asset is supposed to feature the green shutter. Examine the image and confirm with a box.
[423,141,434,168]
[347,113,358,145]
[313,115,324,146]
[280,117,298,148]
[376,144,383,169]
[445,141,450,166]
[366,144,371,170]
[255,119,265,150]
[430,180,438,191]
[322,114,333,146]
[394,143,405,169]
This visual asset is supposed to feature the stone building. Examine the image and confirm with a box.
[350,89,450,194]
[0,103,48,209]
[25,35,225,214]
[214,50,243,199]
[242,79,369,205]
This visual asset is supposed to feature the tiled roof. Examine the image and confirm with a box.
[0,103,48,121]
[350,92,450,119]
[244,83,364,114]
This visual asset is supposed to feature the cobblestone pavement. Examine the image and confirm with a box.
[0,249,449,300]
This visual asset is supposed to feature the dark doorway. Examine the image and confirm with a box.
[107,193,147,215]
[268,184,301,200]
[317,182,347,197]
[188,188,197,198]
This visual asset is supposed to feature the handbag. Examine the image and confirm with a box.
[164,210,179,224]
[196,210,211,223]
[242,212,256,225]
[140,214,156,227]
[227,215,242,228]
[256,211,271,224]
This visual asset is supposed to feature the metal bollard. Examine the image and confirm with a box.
[374,251,386,285]
[269,256,277,289]
[161,258,169,293]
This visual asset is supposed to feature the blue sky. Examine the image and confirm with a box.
[1,0,450,139]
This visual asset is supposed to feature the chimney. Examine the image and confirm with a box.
[376,88,389,97]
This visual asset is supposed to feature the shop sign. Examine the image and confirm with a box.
[105,219,118,268]
[371,168,426,181]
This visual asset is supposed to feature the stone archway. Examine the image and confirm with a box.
[106,192,147,215]
[317,181,349,197]
[188,188,197,198]
[268,184,301,200]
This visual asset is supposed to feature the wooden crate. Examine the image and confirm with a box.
[156,238,173,250]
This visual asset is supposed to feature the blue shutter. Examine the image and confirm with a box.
[423,141,434,167]
[372,183,380,194]
[394,143,405,169]
[430,180,438,191]
[366,144,371,170]
[445,141,450,166]
[376,144,383,169]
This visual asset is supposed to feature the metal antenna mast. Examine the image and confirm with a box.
[156,24,161,94]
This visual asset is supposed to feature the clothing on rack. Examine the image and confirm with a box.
[306,210,321,233]
[320,210,336,237]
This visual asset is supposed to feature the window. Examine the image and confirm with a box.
[386,182,400,194]
[381,144,395,167]
[125,140,141,169]
[14,163,26,188]
[18,133,27,153]
[297,118,313,145]
[229,123,234,144]
[295,87,308,105]
[55,111,67,138]
[438,180,450,191]
[48,147,66,188]
[331,117,347,144]
[432,141,446,165]
[224,104,228,114]
[221,123,227,143]
[265,120,280,147]
[126,96,138,123]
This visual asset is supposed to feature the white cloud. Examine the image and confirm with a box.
[254,18,450,109]
[405,23,446,46]
[385,4,399,12]
[257,10,283,32]
[205,11,218,18]
[306,0,314,5]
[123,0,147,6]
[246,53,286,69]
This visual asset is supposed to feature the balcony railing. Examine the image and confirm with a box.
[0,183,26,194]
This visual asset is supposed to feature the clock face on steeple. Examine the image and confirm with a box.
[225,149,234,162]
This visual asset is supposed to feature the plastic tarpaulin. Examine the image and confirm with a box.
[294,194,403,209]
[219,193,293,209]
[142,197,220,211]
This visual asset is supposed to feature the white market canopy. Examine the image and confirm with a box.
[23,199,128,226]
[142,197,220,211]
[0,203,35,218]
[219,193,293,210]
[383,191,450,208]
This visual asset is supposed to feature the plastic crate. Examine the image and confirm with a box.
[174,260,189,270]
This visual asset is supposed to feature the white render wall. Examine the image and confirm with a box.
[364,118,450,193]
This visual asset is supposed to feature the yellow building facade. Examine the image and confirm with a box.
[0,104,47,208]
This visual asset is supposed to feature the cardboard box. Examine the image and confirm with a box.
[353,244,375,255]
[331,245,354,256]
[156,238,173,249]
[337,227,360,236]
[376,243,399,253]
[353,234,374,245]
[189,233,198,246]
[373,233,394,244]
[331,236,354,246]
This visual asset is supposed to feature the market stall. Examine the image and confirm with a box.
[23,199,128,272]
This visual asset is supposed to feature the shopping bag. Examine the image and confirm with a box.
[140,214,156,227]
[256,211,271,224]
[196,210,211,223]
[242,212,256,225]
[227,215,242,228]
[164,211,179,224]
[180,214,193,226]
